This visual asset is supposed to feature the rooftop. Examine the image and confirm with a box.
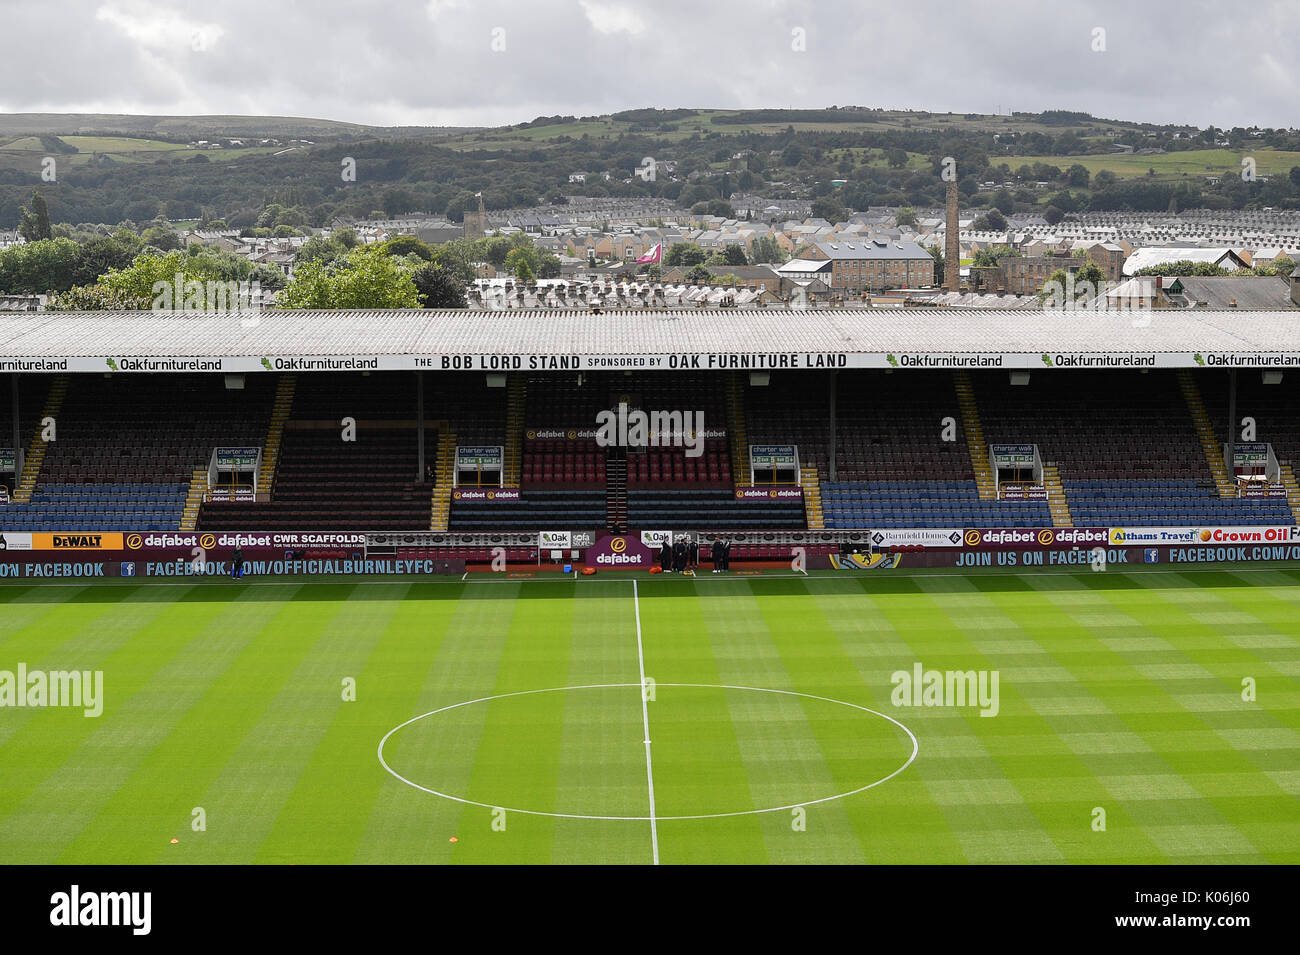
[2,308,1298,372]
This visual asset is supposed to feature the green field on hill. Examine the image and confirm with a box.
[1,567,1296,864]
[1016,148,1300,181]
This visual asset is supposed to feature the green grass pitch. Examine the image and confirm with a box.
[1,567,1297,865]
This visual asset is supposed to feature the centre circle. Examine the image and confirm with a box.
[378,683,918,820]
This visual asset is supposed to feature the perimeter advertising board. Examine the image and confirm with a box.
[871,529,964,548]
[0,529,458,578]
[585,533,655,569]
[735,487,803,501]
[962,528,1110,549]
[452,488,520,501]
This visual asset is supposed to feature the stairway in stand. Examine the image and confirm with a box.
[12,376,67,503]
[1177,370,1237,499]
[606,447,628,532]
[953,370,996,500]
[179,468,209,531]
[430,426,456,531]
[1040,463,1075,528]
[503,374,526,487]
[800,465,824,529]
[1278,461,1300,525]
[257,373,296,497]
[725,372,750,486]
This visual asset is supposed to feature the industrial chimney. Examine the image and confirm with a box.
[945,179,960,292]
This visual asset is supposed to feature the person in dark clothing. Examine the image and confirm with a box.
[711,538,723,573]
[660,540,673,573]
[687,537,699,569]
[672,539,687,573]
[231,546,244,579]
[721,538,731,572]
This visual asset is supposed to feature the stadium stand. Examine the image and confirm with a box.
[772,370,1051,528]
[5,363,1298,538]
[0,374,46,496]
[627,487,806,529]
[822,479,1051,529]
[450,489,606,531]
[976,370,1293,526]
[200,372,435,531]
[6,373,273,530]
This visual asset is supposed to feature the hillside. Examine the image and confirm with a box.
[1,106,1297,230]
[0,113,468,141]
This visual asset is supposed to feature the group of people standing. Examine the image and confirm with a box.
[658,536,732,573]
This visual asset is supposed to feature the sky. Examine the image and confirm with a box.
[0,0,1297,130]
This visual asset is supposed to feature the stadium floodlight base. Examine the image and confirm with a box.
[378,682,919,821]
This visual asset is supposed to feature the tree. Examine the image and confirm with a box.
[1251,255,1296,277]
[47,283,152,311]
[886,148,909,168]
[512,260,535,284]
[685,264,714,284]
[0,238,82,293]
[1093,169,1118,190]
[971,245,1018,268]
[810,197,846,223]
[749,235,787,265]
[1066,164,1091,188]
[1075,261,1107,289]
[412,263,468,308]
[296,235,347,267]
[664,243,707,267]
[382,235,434,261]
[1132,260,1230,277]
[717,244,749,266]
[139,226,182,251]
[1044,205,1065,226]
[972,209,1008,232]
[18,191,53,242]
[536,251,562,279]
[895,207,917,228]
[69,233,141,287]
[482,237,514,268]
[504,245,539,281]
[430,238,481,284]
[277,246,421,308]
[925,245,944,286]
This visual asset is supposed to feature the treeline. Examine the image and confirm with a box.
[710,108,883,125]
[4,114,1300,231]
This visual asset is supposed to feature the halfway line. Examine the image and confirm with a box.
[632,578,659,865]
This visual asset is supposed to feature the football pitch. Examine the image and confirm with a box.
[1,566,1297,865]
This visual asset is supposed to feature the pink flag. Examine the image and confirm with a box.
[636,243,662,264]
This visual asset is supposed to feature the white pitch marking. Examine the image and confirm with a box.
[10,563,1300,590]
[377,683,919,821]
[632,578,659,865]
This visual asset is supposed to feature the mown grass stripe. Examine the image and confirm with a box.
[1026,573,1285,861]
[0,584,302,862]
[261,582,465,863]
[354,582,518,864]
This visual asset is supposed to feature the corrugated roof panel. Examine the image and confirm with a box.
[0,308,1297,361]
